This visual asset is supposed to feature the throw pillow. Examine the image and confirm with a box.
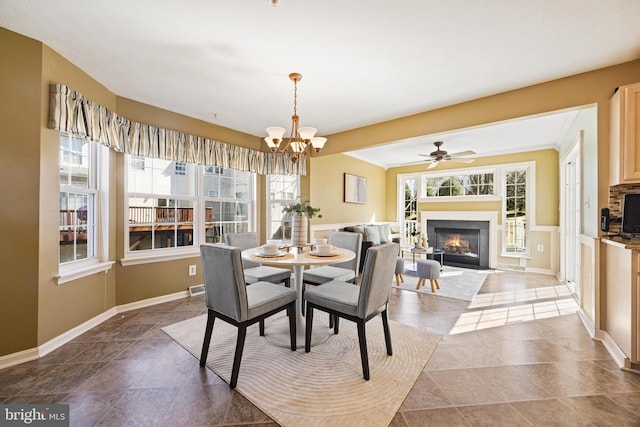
[376,224,391,244]
[363,225,381,245]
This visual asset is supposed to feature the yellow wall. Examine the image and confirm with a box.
[0,28,41,355]
[309,154,387,224]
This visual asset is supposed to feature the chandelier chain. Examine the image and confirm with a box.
[293,78,298,117]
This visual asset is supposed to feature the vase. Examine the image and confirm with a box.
[291,215,308,246]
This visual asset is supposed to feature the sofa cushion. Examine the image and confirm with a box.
[363,225,381,245]
[376,224,391,243]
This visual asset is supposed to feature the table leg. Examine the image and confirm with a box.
[264,265,332,348]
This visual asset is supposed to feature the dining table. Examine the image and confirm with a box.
[241,244,356,348]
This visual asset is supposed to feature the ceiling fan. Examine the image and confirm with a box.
[418,141,476,169]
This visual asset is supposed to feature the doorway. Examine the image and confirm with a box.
[560,134,581,299]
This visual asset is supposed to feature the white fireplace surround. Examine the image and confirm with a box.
[421,211,498,269]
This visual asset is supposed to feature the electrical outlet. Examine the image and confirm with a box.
[537,244,544,252]
[188,265,196,276]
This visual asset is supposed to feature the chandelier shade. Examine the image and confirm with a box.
[264,73,326,162]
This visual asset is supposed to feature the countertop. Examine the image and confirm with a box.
[602,235,640,250]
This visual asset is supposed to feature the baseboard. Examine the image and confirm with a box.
[595,330,629,369]
[577,309,595,338]
[524,267,555,275]
[0,347,40,370]
[0,290,190,370]
[497,263,525,271]
[116,290,189,314]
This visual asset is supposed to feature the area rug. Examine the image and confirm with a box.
[162,312,440,427]
[395,266,490,301]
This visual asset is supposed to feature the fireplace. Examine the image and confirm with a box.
[427,220,490,269]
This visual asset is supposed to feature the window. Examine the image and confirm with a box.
[126,156,197,252]
[125,159,255,255]
[267,174,300,240]
[59,136,97,263]
[401,177,419,243]
[503,167,528,254]
[203,167,253,244]
[423,172,494,198]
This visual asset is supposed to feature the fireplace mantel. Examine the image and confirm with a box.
[421,211,498,268]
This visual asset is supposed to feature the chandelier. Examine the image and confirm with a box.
[264,73,327,163]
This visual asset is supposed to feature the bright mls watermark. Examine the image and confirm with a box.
[1,405,69,426]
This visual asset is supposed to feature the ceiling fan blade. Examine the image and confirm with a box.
[427,161,439,169]
[449,158,475,163]
[448,150,476,157]
[417,154,432,157]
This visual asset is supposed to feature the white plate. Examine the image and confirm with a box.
[309,251,338,257]
[255,250,287,258]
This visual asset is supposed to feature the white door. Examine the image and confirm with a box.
[561,139,581,299]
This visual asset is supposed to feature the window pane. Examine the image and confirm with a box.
[268,175,299,239]
[59,191,95,262]
[504,168,527,253]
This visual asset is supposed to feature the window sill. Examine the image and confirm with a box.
[56,261,115,285]
[120,249,200,266]
[500,252,531,259]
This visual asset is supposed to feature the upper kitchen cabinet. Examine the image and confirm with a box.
[610,82,640,185]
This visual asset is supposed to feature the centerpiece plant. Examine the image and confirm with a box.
[282,201,322,246]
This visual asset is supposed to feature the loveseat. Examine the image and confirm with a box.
[342,223,401,272]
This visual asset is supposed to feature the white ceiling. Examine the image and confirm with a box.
[1,0,639,166]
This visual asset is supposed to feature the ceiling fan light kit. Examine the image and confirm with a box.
[263,73,327,163]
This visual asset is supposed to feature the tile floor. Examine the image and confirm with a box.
[1,270,640,426]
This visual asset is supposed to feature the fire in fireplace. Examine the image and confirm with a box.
[427,219,490,269]
[434,227,481,267]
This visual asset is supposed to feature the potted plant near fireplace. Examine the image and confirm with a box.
[282,200,322,246]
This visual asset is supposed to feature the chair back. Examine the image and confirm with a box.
[225,232,260,268]
[200,244,248,322]
[357,243,398,319]
[328,231,362,274]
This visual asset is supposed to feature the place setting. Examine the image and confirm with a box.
[305,238,343,259]
[251,240,294,260]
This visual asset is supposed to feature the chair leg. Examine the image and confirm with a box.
[400,273,404,283]
[430,279,435,293]
[288,302,296,351]
[381,309,393,356]
[416,278,423,290]
[230,324,247,389]
[284,277,291,288]
[334,316,339,334]
[305,304,314,353]
[259,320,265,336]
[199,311,216,367]
[356,319,370,380]
[329,313,334,328]
[395,274,401,286]
[435,279,440,289]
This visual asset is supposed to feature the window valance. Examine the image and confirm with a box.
[48,84,305,176]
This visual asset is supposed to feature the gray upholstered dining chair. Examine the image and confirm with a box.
[199,244,297,389]
[303,242,398,380]
[303,231,362,286]
[225,232,291,287]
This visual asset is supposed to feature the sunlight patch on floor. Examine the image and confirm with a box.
[449,292,578,335]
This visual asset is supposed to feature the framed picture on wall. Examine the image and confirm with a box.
[344,173,367,203]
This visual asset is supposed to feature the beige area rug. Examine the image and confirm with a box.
[396,266,490,301]
[162,312,440,427]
